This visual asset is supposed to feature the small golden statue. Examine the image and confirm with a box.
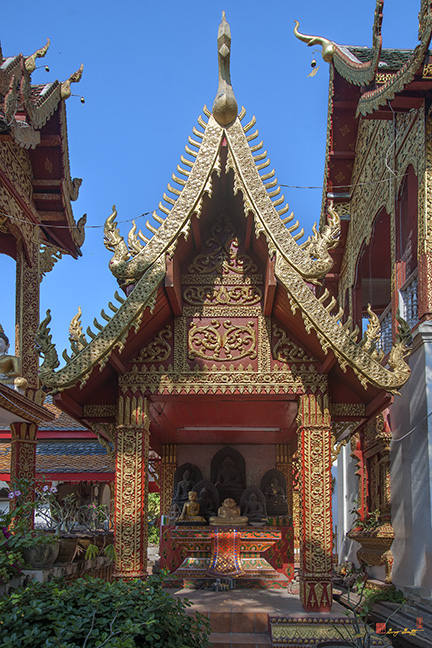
[210,497,248,527]
[0,326,27,392]
[179,491,206,522]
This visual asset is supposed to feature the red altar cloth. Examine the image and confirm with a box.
[159,524,293,581]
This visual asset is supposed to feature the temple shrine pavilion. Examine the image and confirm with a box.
[34,12,412,612]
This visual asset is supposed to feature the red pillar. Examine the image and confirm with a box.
[297,393,333,612]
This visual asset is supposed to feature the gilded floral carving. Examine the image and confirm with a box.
[134,325,172,363]
[183,284,262,307]
[188,319,257,362]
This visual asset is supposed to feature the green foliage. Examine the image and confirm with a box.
[360,585,405,616]
[0,480,58,583]
[84,542,117,562]
[349,500,381,534]
[0,574,210,648]
[148,493,160,545]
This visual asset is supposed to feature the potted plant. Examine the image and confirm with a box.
[1,486,59,571]
[347,508,394,584]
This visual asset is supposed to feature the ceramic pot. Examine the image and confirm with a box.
[22,542,59,570]
[55,536,79,563]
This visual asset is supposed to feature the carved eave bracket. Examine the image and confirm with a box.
[294,0,383,86]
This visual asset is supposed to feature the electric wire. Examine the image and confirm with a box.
[0,171,411,232]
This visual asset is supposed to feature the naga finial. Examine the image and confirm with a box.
[61,63,84,100]
[25,38,50,73]
[212,11,238,127]
[293,20,335,63]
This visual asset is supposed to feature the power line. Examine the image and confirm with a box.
[0,170,408,232]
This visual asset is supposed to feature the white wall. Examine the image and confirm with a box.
[390,322,432,597]
[337,444,360,564]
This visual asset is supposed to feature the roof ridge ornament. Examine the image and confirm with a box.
[24,38,50,74]
[212,11,238,126]
[294,0,384,87]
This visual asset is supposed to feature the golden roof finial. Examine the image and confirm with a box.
[60,63,84,100]
[212,10,238,126]
[24,38,51,74]
[293,21,335,63]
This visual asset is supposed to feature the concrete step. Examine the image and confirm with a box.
[210,632,271,647]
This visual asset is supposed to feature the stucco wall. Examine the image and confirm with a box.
[390,323,432,597]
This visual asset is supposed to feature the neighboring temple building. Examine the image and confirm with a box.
[35,12,411,612]
[295,0,432,598]
[0,39,86,484]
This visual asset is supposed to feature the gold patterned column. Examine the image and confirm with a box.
[418,110,432,321]
[297,393,333,612]
[160,444,177,516]
[114,392,150,579]
[15,237,40,388]
[276,443,292,515]
[10,422,38,524]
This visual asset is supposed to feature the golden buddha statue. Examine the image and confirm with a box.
[0,327,27,392]
[209,497,248,527]
[179,491,206,522]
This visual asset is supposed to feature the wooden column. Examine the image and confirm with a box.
[114,393,150,579]
[15,237,40,388]
[297,393,333,612]
[160,444,177,516]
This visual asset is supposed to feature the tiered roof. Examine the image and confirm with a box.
[36,13,411,399]
[0,39,85,256]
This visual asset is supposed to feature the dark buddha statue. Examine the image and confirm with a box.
[243,492,266,524]
[174,469,195,505]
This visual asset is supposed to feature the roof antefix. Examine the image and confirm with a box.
[295,0,432,117]
[35,12,411,397]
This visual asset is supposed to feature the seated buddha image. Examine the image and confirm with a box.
[243,493,266,524]
[174,469,196,505]
[197,487,216,520]
[265,479,286,504]
[264,476,288,516]
[210,497,248,527]
[178,491,206,523]
[0,327,27,392]
[215,456,244,501]
[216,457,242,486]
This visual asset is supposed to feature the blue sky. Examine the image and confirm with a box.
[1,0,420,360]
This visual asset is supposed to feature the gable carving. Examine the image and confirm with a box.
[188,319,257,362]
[133,325,172,363]
[187,218,257,276]
[272,324,315,364]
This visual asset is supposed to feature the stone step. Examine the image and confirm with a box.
[199,610,269,634]
[210,632,271,647]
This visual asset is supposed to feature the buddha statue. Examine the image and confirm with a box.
[265,478,286,504]
[210,497,248,527]
[215,457,242,487]
[197,487,216,520]
[178,491,205,522]
[174,469,195,505]
[243,493,266,524]
[0,328,27,392]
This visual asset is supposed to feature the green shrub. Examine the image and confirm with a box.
[0,574,210,647]
[148,493,160,545]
